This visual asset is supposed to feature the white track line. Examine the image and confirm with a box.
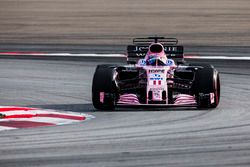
[35,53,126,57]
[1,52,250,60]
[0,53,126,57]
[184,56,250,60]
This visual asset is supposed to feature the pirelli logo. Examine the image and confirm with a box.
[149,69,165,73]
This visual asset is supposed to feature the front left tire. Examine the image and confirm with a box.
[192,66,220,108]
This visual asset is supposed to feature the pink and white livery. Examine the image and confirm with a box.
[92,37,220,110]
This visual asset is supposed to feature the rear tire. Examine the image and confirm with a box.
[192,66,220,108]
[92,65,118,110]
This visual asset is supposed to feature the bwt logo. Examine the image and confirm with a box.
[153,74,161,77]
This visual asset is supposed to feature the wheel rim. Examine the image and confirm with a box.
[214,72,220,106]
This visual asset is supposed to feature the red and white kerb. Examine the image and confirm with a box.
[0,106,93,131]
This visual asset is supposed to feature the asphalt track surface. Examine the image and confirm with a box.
[0,56,250,167]
[1,0,250,46]
[1,0,250,166]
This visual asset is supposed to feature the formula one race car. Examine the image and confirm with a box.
[92,37,220,110]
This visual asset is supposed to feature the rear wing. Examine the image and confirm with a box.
[133,37,178,45]
[127,37,184,63]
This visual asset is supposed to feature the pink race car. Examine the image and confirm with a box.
[92,37,220,110]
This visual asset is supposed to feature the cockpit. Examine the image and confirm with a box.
[146,43,167,66]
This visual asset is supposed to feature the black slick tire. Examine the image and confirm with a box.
[192,65,220,108]
[92,65,118,110]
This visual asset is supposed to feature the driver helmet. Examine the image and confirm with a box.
[146,43,167,66]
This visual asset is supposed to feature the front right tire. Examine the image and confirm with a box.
[92,65,118,110]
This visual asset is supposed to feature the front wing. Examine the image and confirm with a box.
[117,93,197,107]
